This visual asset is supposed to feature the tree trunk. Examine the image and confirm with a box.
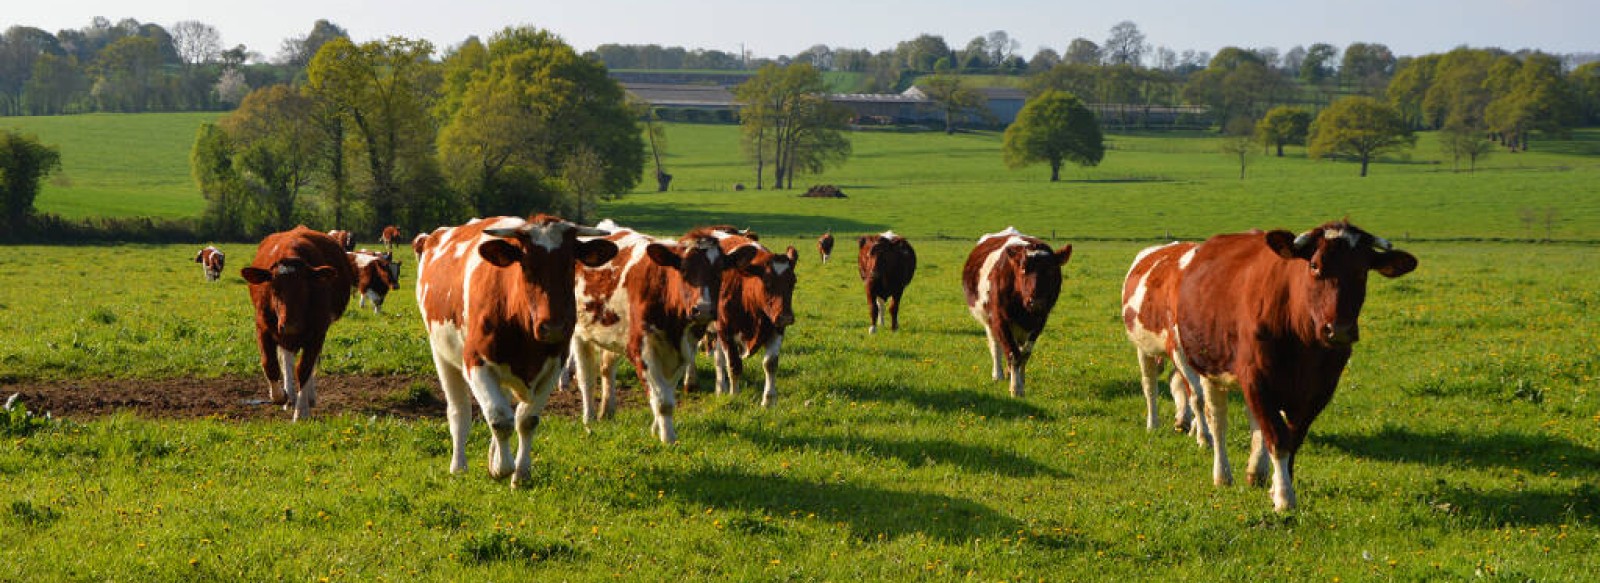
[655,169,672,192]
[1276,142,1284,157]
[1359,155,1369,177]
[1050,160,1061,182]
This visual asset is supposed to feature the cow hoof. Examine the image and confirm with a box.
[510,472,533,489]
[868,325,877,334]
[1246,473,1266,487]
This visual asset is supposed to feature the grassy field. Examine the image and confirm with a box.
[2,114,1599,580]
[2,112,221,219]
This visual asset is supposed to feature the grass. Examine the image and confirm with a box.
[2,112,222,219]
[2,113,1600,579]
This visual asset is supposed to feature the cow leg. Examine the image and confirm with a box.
[638,340,679,444]
[1197,376,1233,487]
[760,335,782,408]
[712,332,734,395]
[867,293,881,334]
[726,341,746,397]
[887,294,902,332]
[258,331,285,405]
[598,351,621,420]
[466,367,516,480]
[985,327,1006,382]
[1007,351,1028,398]
[571,342,601,425]
[1182,374,1211,446]
[1246,412,1270,488]
[1137,352,1163,430]
[432,355,473,475]
[1167,369,1193,434]
[275,346,299,417]
[293,337,325,421]
[510,363,557,489]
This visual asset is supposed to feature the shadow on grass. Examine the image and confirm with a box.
[1313,425,1600,477]
[648,465,1037,544]
[735,426,1069,478]
[603,202,885,238]
[1430,482,1600,526]
[826,381,1054,421]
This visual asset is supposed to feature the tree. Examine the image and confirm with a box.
[635,99,671,192]
[1027,48,1061,74]
[1439,121,1492,172]
[895,34,951,72]
[1002,90,1104,182]
[958,36,991,72]
[1102,21,1147,66]
[1340,42,1394,95]
[920,74,989,133]
[1063,38,1100,65]
[169,21,220,68]
[1307,96,1415,177]
[190,123,246,238]
[985,31,1020,66]
[89,36,161,111]
[306,36,440,231]
[1299,43,1338,84]
[0,129,62,229]
[1255,106,1312,156]
[562,144,603,224]
[1183,48,1288,129]
[734,63,852,189]
[1220,118,1256,180]
[214,68,249,105]
[1484,52,1578,151]
[277,19,348,68]
[221,85,320,231]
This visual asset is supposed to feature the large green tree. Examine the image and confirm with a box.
[221,84,320,231]
[1002,90,1104,182]
[1307,96,1415,177]
[0,129,62,230]
[305,36,440,231]
[190,123,246,238]
[920,73,989,133]
[1255,106,1312,157]
[1183,48,1289,130]
[735,63,852,190]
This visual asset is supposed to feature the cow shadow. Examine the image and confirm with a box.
[1427,482,1600,527]
[604,203,884,238]
[825,381,1054,421]
[731,425,1069,479]
[646,465,1041,544]
[1313,425,1600,478]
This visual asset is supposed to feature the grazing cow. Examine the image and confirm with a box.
[348,250,398,314]
[380,225,401,251]
[857,231,916,333]
[1121,241,1206,442]
[961,227,1072,398]
[411,232,430,261]
[704,232,798,407]
[1167,220,1417,510]
[570,222,739,443]
[194,246,225,282]
[327,229,355,252]
[240,226,355,421]
[416,215,617,486]
[817,231,834,265]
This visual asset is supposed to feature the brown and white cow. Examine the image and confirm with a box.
[961,227,1072,398]
[348,250,398,314]
[569,221,739,443]
[1121,241,1206,442]
[1166,220,1417,511]
[327,229,355,252]
[704,231,798,407]
[380,225,401,251]
[416,215,617,486]
[194,246,225,282]
[857,231,916,333]
[817,231,834,265]
[240,226,355,421]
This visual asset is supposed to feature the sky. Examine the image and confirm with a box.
[6,0,1596,63]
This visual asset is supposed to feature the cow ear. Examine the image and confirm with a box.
[645,243,682,269]
[311,266,338,281]
[1372,250,1418,278]
[785,245,799,264]
[1055,244,1073,265]
[576,239,618,267]
[857,235,870,249]
[1264,230,1309,260]
[478,239,524,267]
[241,267,273,284]
[728,245,760,272]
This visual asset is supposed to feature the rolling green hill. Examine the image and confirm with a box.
[3,112,221,219]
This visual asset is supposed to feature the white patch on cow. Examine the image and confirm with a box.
[1178,247,1198,270]
[976,226,1022,244]
[524,222,569,252]
[880,230,900,241]
[772,259,790,276]
[484,217,526,233]
[351,253,378,269]
[595,218,622,231]
[1324,227,1359,249]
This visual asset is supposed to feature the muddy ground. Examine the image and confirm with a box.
[0,374,623,422]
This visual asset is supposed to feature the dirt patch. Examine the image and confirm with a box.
[0,374,623,422]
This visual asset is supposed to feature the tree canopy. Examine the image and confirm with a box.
[1308,95,1415,176]
[0,129,62,229]
[1255,106,1313,156]
[1002,90,1104,181]
[734,63,852,189]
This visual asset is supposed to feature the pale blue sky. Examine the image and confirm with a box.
[8,0,1595,63]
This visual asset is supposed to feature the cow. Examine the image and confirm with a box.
[240,226,355,421]
[348,250,398,314]
[327,229,355,252]
[570,222,742,443]
[411,232,430,261]
[1166,220,1417,511]
[415,215,617,486]
[857,231,916,333]
[817,231,834,265]
[194,246,225,282]
[1121,241,1207,443]
[380,225,401,251]
[703,232,798,408]
[961,227,1072,398]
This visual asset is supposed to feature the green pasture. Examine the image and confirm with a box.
[2,112,221,219]
[2,113,1599,580]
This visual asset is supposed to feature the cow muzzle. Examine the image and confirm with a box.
[535,320,571,344]
[690,303,716,324]
[1322,323,1359,345]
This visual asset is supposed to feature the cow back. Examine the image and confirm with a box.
[858,232,916,296]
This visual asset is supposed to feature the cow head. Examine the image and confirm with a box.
[646,234,727,324]
[242,258,339,336]
[1265,221,1418,346]
[477,215,618,343]
[733,244,800,327]
[1006,242,1073,313]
